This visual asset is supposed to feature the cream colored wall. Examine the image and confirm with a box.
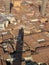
[11,0,21,7]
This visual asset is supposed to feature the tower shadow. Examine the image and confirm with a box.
[10,2,13,13]
[15,28,24,65]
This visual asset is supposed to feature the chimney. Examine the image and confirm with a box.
[41,0,48,17]
[4,0,10,14]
